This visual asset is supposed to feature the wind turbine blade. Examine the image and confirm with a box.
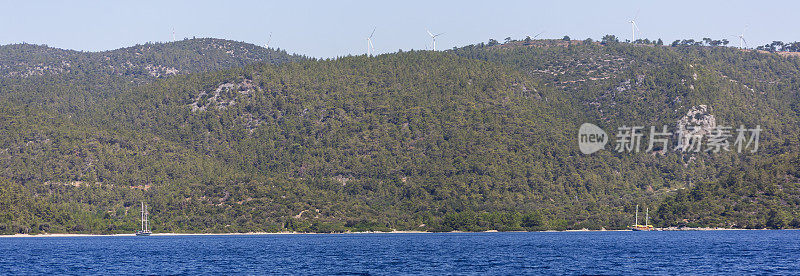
[533,31,544,38]
[634,22,640,32]
[435,32,445,37]
[427,29,434,37]
[370,28,376,39]
[633,9,640,21]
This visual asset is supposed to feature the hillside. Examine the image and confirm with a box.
[453,40,800,228]
[0,38,305,116]
[1,39,799,234]
[0,38,302,79]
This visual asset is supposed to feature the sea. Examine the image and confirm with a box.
[1,230,799,275]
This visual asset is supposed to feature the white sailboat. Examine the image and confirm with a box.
[136,202,152,236]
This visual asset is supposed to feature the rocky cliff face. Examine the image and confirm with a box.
[675,105,716,151]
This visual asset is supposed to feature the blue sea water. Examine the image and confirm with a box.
[1,230,799,275]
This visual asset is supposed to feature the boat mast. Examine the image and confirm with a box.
[141,202,145,231]
[645,207,649,226]
[144,203,149,231]
[635,204,639,226]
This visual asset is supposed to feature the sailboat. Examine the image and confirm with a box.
[136,202,152,236]
[629,204,654,231]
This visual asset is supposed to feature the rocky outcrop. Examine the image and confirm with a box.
[675,105,716,151]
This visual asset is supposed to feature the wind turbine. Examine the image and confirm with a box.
[524,31,544,45]
[366,28,376,56]
[734,26,748,49]
[172,28,176,42]
[427,29,444,51]
[265,32,272,49]
[628,11,640,43]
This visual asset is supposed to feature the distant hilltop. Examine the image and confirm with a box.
[0,38,305,79]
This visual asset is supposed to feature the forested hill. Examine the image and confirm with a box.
[0,38,303,79]
[1,38,799,235]
[452,39,800,228]
[0,38,305,114]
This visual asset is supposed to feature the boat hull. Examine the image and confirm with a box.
[629,225,654,231]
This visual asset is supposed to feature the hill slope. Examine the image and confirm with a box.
[1,39,799,234]
[0,38,302,79]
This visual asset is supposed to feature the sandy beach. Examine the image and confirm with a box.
[2,227,774,237]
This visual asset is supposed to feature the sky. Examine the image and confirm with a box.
[1,0,798,58]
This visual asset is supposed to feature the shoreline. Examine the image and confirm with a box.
[0,228,781,238]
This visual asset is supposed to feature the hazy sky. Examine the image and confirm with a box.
[1,0,798,57]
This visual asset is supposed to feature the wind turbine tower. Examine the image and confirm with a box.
[736,26,748,48]
[427,29,444,51]
[366,28,375,56]
[628,11,640,43]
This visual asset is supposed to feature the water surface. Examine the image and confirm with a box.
[1,230,798,275]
